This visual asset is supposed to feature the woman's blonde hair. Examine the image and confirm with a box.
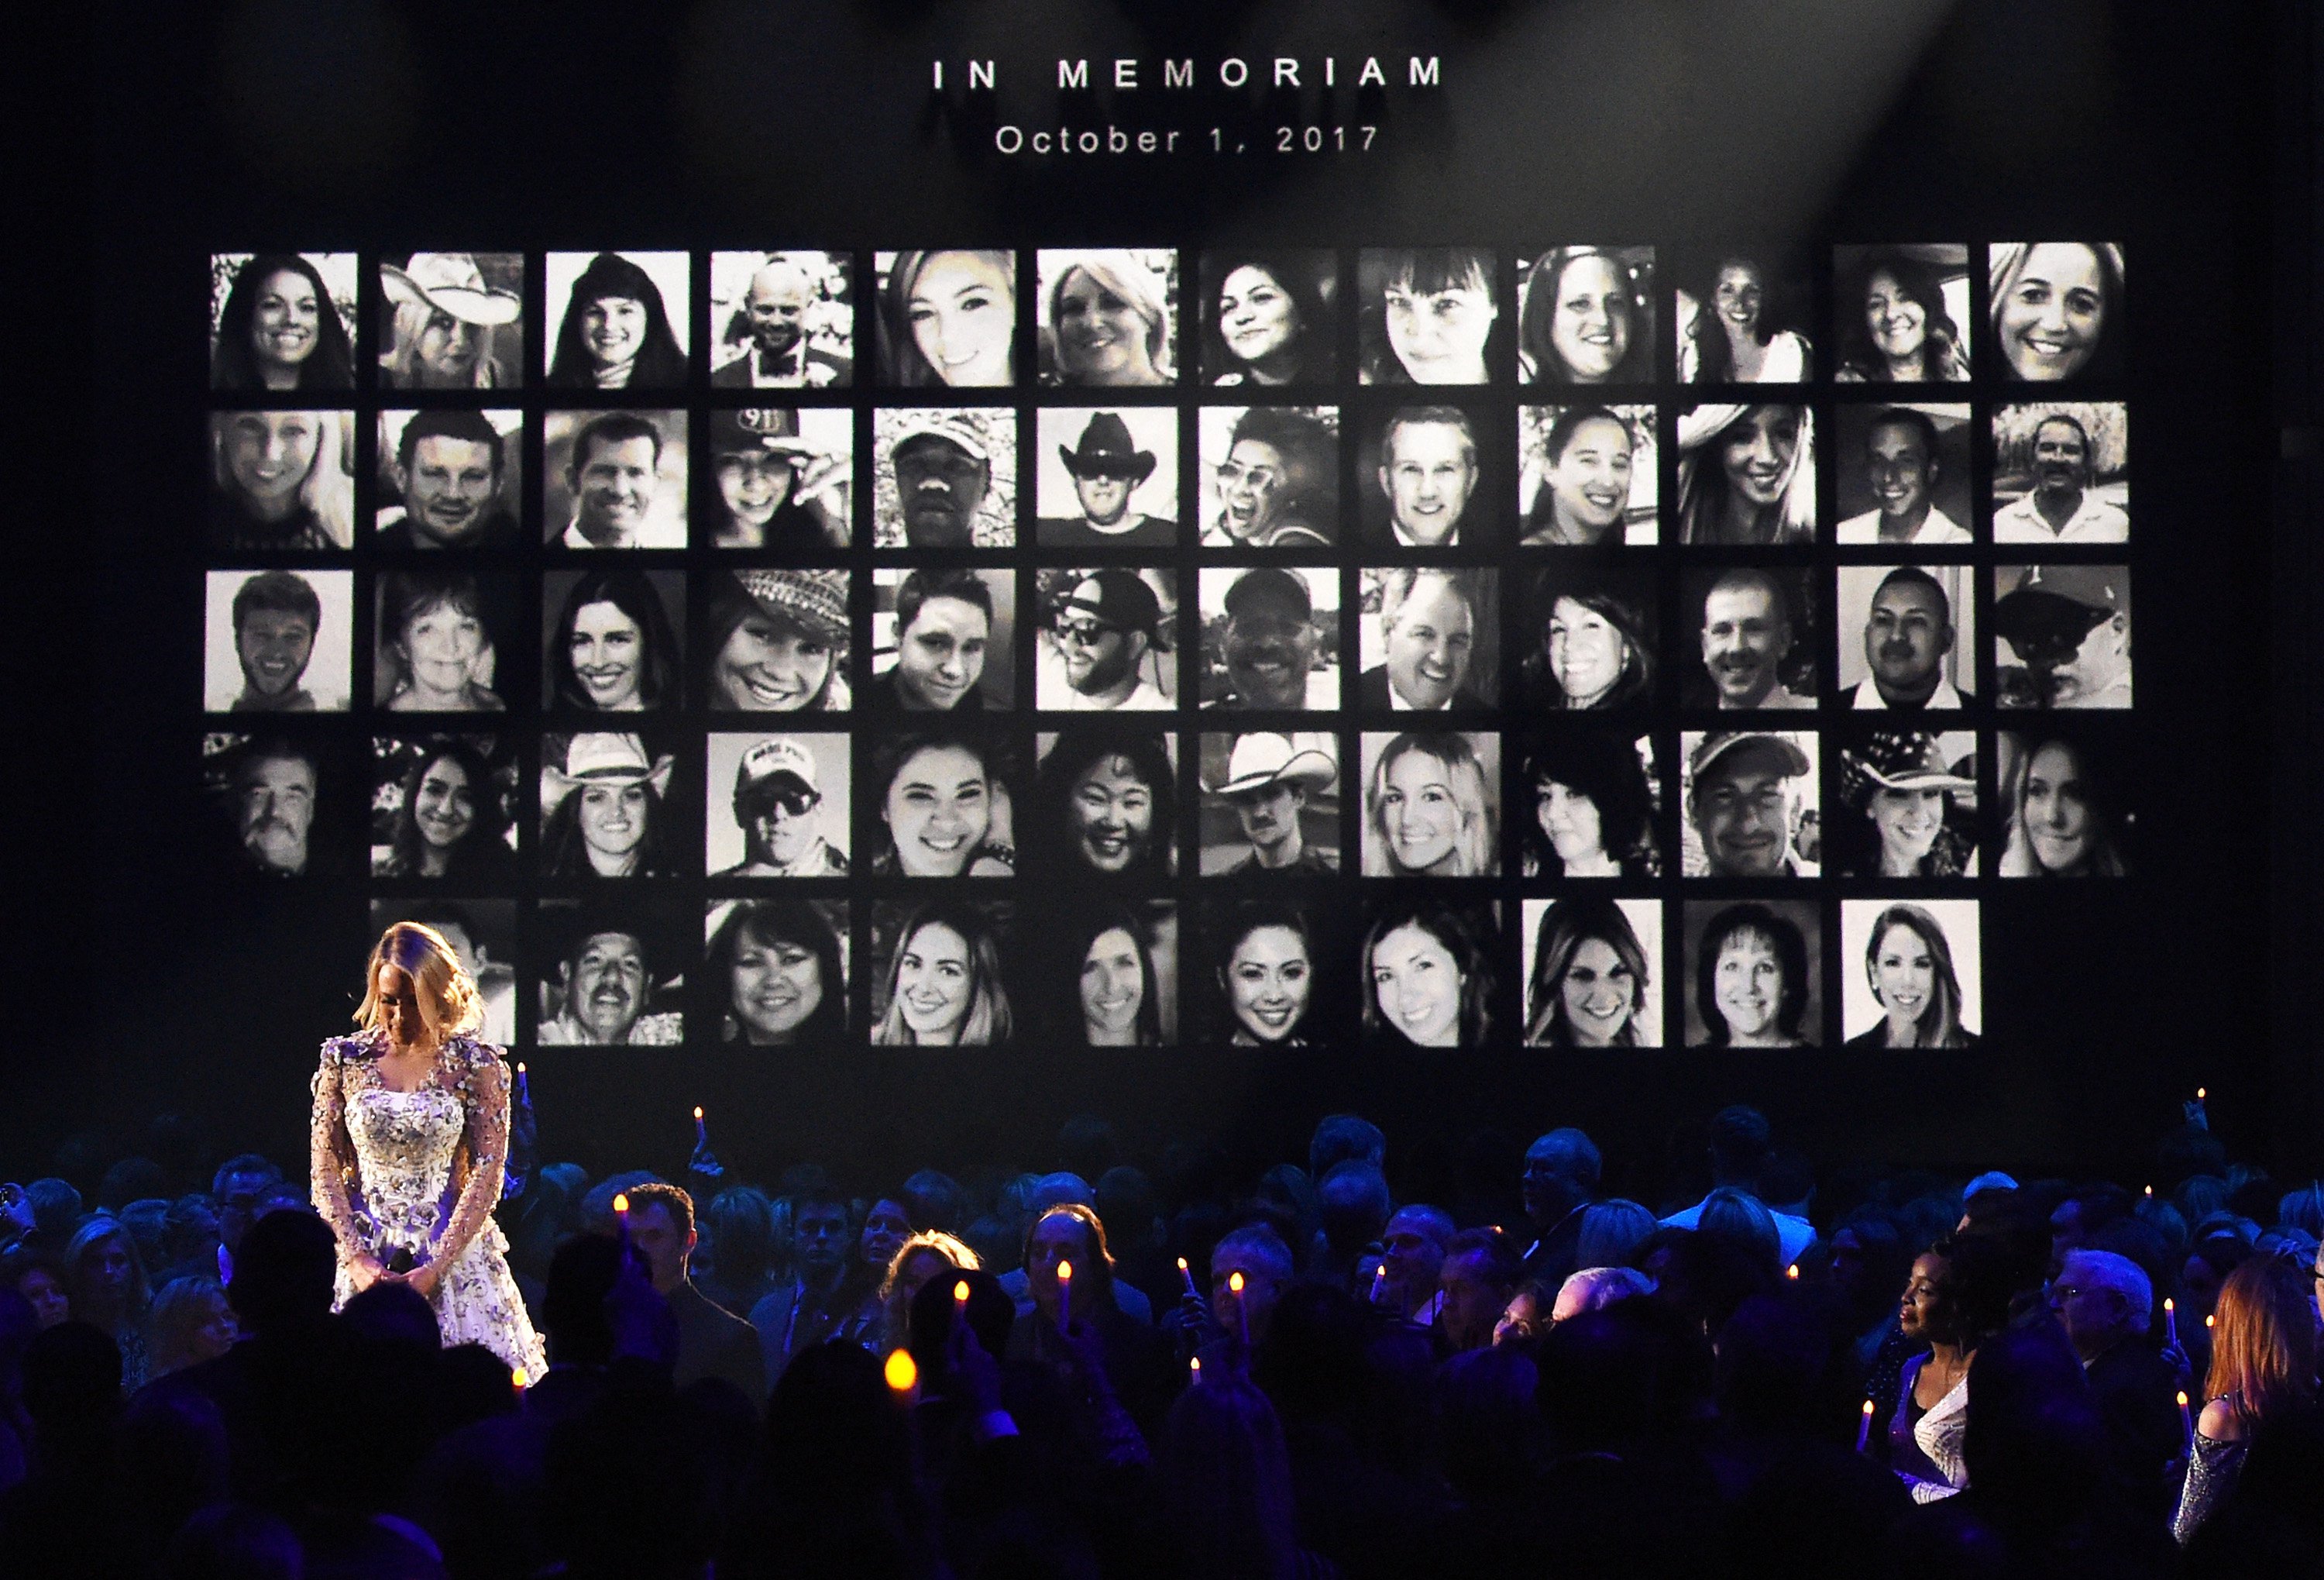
[211,408,356,548]
[876,1231,982,1353]
[1363,731,1495,877]
[354,921,486,1042]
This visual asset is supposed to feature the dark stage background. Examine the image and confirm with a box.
[10,0,2317,1202]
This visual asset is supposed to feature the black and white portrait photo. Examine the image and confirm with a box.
[704,899,851,1045]
[1198,732,1341,877]
[1837,566,1975,711]
[1033,569,1175,712]
[1198,250,1338,387]
[379,253,525,392]
[538,731,689,880]
[1683,900,1821,1048]
[1675,403,1818,546]
[1522,897,1662,1048]
[209,252,358,393]
[1831,246,1973,384]
[702,408,852,552]
[1034,409,1180,548]
[1030,899,1178,1048]
[543,568,686,714]
[1201,898,1334,1045]
[1511,729,1662,880]
[1830,728,1979,879]
[1030,727,1178,882]
[1833,404,1973,546]
[706,733,851,878]
[1681,566,1820,711]
[1359,731,1501,879]
[208,410,355,552]
[1518,247,1656,386]
[543,251,690,391]
[543,410,689,549]
[203,731,342,879]
[1037,250,1178,387]
[1680,731,1820,879]
[1993,564,2132,710]
[1996,728,2131,877]
[702,570,850,714]
[368,900,518,1047]
[1356,568,1497,711]
[871,568,1014,712]
[1359,897,1500,1051]
[874,250,1020,388]
[374,569,514,714]
[1672,246,1813,385]
[861,727,1024,879]
[204,569,352,714]
[1197,406,1339,549]
[374,410,524,552]
[369,735,519,883]
[378,253,524,390]
[871,408,1016,549]
[1989,243,2125,384]
[1518,404,1656,547]
[1198,566,1341,711]
[1513,564,1657,713]
[535,899,686,1046]
[870,899,1016,1046]
[1358,249,1504,386]
[710,250,854,388]
[1840,900,1982,1048]
[1992,403,2129,544]
[1358,405,1494,549]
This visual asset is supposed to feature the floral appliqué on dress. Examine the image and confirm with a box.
[311,1033,545,1377]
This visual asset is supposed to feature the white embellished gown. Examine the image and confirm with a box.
[310,1032,546,1377]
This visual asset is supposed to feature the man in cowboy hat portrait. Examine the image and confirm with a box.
[539,732,682,879]
[877,409,1011,548]
[1037,409,1177,548]
[1202,731,1341,876]
[538,903,683,1046]
[704,408,851,552]
[1994,563,2132,710]
[1363,405,1483,549]
[376,409,522,551]
[378,252,524,390]
[1683,731,1819,878]
[1844,566,1972,711]
[712,254,853,388]
[713,735,849,877]
[1037,570,1171,711]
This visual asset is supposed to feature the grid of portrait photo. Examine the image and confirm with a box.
[199,241,2134,1051]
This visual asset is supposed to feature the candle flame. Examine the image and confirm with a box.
[2177,1391,2189,1408]
[1861,1399,1875,1416]
[1229,1271,1245,1294]
[1190,1356,1202,1378]
[517,1062,526,1074]
[2206,1314,2216,1329]
[1176,1257,1189,1272]
[2164,1297,2174,1313]
[511,1367,527,1389]
[693,1106,703,1120]
[1785,1264,1800,1279]
[885,1350,918,1392]
[953,1280,970,1303]
[612,1193,629,1214]
[2197,1087,2206,1100]
[1057,1259,1073,1282]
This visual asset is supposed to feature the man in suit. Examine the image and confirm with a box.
[1358,568,1487,711]
[624,1182,765,1399]
[712,256,851,387]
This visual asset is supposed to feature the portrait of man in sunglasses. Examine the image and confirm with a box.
[1039,570,1171,711]
[714,735,849,876]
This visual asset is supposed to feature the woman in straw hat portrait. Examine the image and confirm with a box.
[703,570,851,713]
[378,251,523,389]
[539,733,681,879]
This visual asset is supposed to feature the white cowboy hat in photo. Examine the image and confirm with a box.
[381,253,523,326]
[1212,732,1337,797]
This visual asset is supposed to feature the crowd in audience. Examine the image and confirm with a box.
[1,1099,2319,1577]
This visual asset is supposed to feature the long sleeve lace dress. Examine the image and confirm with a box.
[310,1032,546,1376]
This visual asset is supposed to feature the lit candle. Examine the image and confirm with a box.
[2164,1297,2178,1348]
[1057,1258,1074,1330]
[2196,1087,2206,1102]
[2144,1185,2153,1197]
[693,1105,706,1145]
[1229,1269,1250,1349]
[613,1192,630,1249]
[1177,1256,1200,1301]
[1189,1355,1202,1383]
[2177,1390,2193,1446]
[511,1365,527,1392]
[1370,1263,1387,1303]
[2206,1313,2216,1331]
[1856,1398,1875,1454]
[1785,1263,1800,1281]
[885,1348,918,1396]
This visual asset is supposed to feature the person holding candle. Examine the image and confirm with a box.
[1012,1203,1172,1434]
[617,1181,764,1399]
[1200,1226,1295,1367]
[2049,1247,2187,1520]
[2173,1257,2323,1544]
[875,1229,981,1355]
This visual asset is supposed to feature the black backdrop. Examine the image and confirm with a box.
[11,0,2316,1200]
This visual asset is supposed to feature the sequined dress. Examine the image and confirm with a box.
[310,1033,545,1376]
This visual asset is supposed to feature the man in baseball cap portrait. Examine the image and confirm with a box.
[1204,567,1336,711]
[1040,570,1170,711]
[882,410,1004,548]
[1202,731,1340,875]
[715,735,848,877]
[1686,731,1818,878]
[1038,411,1177,548]
[1993,563,2131,710]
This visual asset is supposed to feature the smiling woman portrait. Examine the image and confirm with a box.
[868,728,1016,878]
[1040,250,1176,387]
[873,900,1013,1046]
[1843,904,1978,1049]
[1360,898,1495,1050]
[1361,731,1497,878]
[1202,250,1336,386]
[706,898,849,1046]
[1525,897,1654,1048]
